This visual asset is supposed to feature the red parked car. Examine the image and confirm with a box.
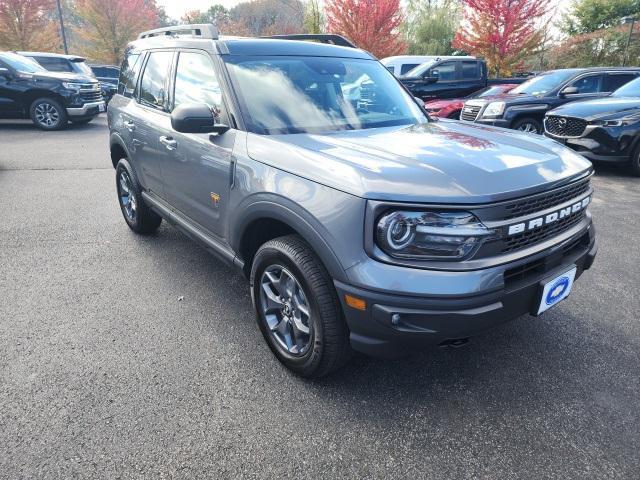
[424,84,518,119]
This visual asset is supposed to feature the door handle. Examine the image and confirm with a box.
[159,136,177,150]
[123,120,135,131]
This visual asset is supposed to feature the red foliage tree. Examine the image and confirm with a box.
[0,0,60,50]
[325,0,407,58]
[452,0,552,76]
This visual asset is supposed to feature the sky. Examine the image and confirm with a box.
[157,0,245,19]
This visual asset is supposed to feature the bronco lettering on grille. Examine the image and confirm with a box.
[507,196,591,236]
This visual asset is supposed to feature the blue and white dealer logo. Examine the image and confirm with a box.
[546,277,570,306]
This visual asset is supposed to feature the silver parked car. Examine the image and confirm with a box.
[108,25,597,377]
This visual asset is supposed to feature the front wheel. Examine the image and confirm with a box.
[30,98,68,131]
[251,235,351,377]
[512,117,542,135]
[628,145,640,177]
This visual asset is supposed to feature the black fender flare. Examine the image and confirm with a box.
[109,131,133,168]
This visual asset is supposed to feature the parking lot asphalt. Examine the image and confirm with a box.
[1,116,639,479]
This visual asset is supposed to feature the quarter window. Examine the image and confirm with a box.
[138,51,174,110]
[173,51,224,121]
[604,73,637,92]
[34,57,72,72]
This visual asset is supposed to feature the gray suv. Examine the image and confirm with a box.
[108,25,597,377]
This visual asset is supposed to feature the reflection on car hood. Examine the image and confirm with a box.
[466,93,539,107]
[32,71,97,83]
[246,121,592,203]
[548,97,640,121]
[424,99,463,109]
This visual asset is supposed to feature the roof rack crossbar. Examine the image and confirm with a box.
[260,34,356,48]
[138,24,218,40]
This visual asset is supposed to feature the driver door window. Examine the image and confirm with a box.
[568,74,603,94]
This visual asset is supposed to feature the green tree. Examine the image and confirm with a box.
[560,0,640,35]
[303,0,324,33]
[404,0,460,55]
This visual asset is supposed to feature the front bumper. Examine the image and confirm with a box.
[335,228,596,358]
[66,101,105,117]
[545,127,635,164]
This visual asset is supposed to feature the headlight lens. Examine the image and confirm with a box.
[482,102,505,118]
[592,116,640,127]
[376,210,495,260]
[62,82,83,90]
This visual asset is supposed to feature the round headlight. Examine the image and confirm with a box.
[380,212,415,250]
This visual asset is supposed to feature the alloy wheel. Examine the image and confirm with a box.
[118,171,137,222]
[259,265,312,356]
[34,102,60,128]
[517,122,539,134]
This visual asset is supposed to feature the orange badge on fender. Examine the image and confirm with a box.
[210,192,221,207]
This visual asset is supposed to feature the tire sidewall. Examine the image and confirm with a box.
[30,98,67,131]
[251,247,325,374]
[115,159,142,230]
[513,117,541,134]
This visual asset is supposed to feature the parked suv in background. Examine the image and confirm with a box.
[0,51,104,129]
[544,76,640,175]
[400,57,527,101]
[90,64,120,103]
[109,25,597,377]
[381,55,476,77]
[461,67,640,134]
[424,83,517,119]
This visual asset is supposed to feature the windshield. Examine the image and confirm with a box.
[612,77,640,97]
[72,60,94,76]
[224,56,427,135]
[0,52,45,73]
[471,85,513,98]
[403,60,437,78]
[510,71,577,96]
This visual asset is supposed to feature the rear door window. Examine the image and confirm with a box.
[138,51,174,111]
[604,73,638,92]
[34,57,72,72]
[461,61,480,80]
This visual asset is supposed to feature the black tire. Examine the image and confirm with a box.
[115,158,162,234]
[30,97,68,131]
[71,117,93,125]
[250,235,351,377]
[448,110,461,120]
[628,145,640,176]
[512,117,542,135]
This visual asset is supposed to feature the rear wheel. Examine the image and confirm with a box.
[629,145,640,176]
[251,235,351,377]
[30,98,68,131]
[512,117,542,135]
[115,159,162,234]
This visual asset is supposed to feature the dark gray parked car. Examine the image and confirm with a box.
[108,25,597,377]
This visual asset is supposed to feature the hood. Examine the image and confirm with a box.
[246,121,592,203]
[32,71,97,83]
[548,97,640,121]
[424,99,463,109]
[466,93,539,107]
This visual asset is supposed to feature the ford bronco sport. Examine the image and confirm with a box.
[108,25,597,377]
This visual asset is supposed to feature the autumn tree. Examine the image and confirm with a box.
[303,0,324,34]
[74,0,159,64]
[0,0,61,51]
[452,0,551,77]
[325,0,406,57]
[404,0,460,55]
[560,0,640,35]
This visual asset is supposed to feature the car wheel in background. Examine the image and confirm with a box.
[513,117,542,135]
[30,98,68,131]
[629,146,640,177]
[115,158,162,234]
[251,235,351,378]
[448,111,461,120]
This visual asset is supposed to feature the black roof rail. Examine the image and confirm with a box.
[260,34,356,48]
[138,24,218,40]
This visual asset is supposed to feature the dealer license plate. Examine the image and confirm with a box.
[537,267,577,315]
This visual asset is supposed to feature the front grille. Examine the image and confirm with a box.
[503,178,591,220]
[80,90,103,102]
[545,116,587,137]
[460,104,481,122]
[501,209,584,253]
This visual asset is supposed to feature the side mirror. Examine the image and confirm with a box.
[0,67,11,78]
[414,97,425,108]
[171,103,229,135]
[560,86,579,97]
[424,70,439,84]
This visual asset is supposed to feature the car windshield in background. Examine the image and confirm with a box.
[403,60,437,78]
[0,52,45,73]
[612,77,640,97]
[224,56,427,135]
[72,60,94,76]
[472,85,509,98]
[510,70,576,96]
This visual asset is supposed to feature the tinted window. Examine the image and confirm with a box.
[400,63,419,75]
[568,74,602,94]
[139,51,173,110]
[92,67,106,76]
[118,52,143,97]
[0,53,44,73]
[386,66,395,74]
[461,61,480,79]
[106,67,120,78]
[35,57,72,72]
[612,77,640,97]
[605,74,637,92]
[433,62,456,81]
[173,52,224,120]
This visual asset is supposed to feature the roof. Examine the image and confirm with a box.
[18,51,86,61]
[220,39,373,59]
